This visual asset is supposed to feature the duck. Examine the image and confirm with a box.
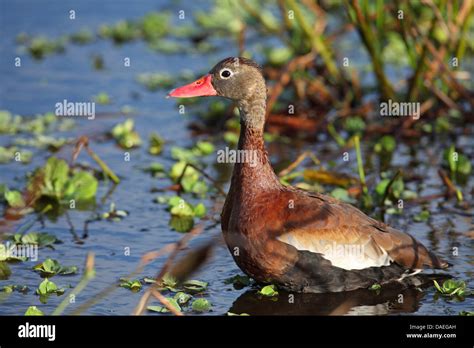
[168,57,449,293]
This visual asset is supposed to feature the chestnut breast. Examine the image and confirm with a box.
[222,186,299,283]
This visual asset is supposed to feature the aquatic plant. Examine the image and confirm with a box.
[111,119,142,149]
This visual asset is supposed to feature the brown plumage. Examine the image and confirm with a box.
[169,57,449,293]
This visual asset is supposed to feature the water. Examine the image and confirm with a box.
[0,0,472,316]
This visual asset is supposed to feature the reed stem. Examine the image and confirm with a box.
[354,135,367,195]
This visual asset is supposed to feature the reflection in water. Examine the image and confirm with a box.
[229,283,430,316]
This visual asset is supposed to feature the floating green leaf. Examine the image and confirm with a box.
[70,29,94,44]
[36,278,65,302]
[148,132,165,155]
[26,36,66,59]
[369,283,381,291]
[171,148,198,163]
[63,171,98,202]
[0,110,71,135]
[146,305,166,313]
[0,261,12,280]
[147,298,181,313]
[33,258,77,277]
[169,161,208,194]
[15,135,71,150]
[119,278,142,292]
[193,203,207,218]
[169,216,194,233]
[10,232,60,248]
[99,20,139,43]
[0,243,28,262]
[44,157,69,196]
[171,141,215,163]
[194,141,215,156]
[28,157,98,206]
[1,285,14,293]
[170,199,195,217]
[433,279,470,298]
[413,209,430,222]
[174,291,192,305]
[158,273,180,292]
[144,163,166,177]
[4,190,25,208]
[182,280,208,293]
[259,284,278,297]
[111,119,142,149]
[141,12,170,41]
[0,146,32,164]
[191,298,211,312]
[2,285,28,293]
[165,197,206,232]
[25,306,44,316]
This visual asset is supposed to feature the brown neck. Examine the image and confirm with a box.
[230,97,280,190]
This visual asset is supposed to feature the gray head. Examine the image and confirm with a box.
[168,57,265,101]
[168,57,267,128]
[208,57,266,102]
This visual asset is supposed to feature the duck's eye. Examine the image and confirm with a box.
[220,69,233,79]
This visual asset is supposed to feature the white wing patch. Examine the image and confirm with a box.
[277,233,392,270]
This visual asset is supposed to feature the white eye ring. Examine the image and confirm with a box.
[219,68,233,79]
